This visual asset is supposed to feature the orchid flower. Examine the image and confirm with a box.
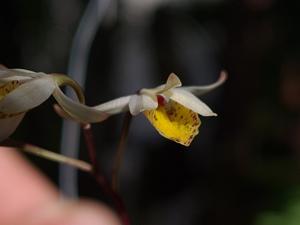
[0,65,226,146]
[55,71,227,146]
[0,66,85,141]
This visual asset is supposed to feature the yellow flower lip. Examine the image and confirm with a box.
[144,100,201,146]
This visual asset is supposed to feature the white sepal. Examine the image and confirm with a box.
[128,94,158,116]
[0,76,56,114]
[0,68,44,79]
[181,71,227,96]
[169,88,217,116]
[52,87,110,123]
[93,95,131,114]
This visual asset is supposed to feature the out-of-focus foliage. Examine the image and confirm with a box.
[256,188,300,225]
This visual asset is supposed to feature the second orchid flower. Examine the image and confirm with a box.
[54,71,227,146]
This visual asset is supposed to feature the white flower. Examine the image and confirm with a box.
[0,65,226,146]
[55,71,227,146]
[0,66,86,141]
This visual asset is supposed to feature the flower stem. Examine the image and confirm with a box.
[1,139,92,172]
[112,112,132,192]
[82,124,98,168]
[82,124,131,225]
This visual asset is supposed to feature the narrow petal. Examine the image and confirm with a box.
[0,68,44,82]
[169,88,217,116]
[93,95,131,114]
[53,104,75,121]
[163,73,182,91]
[52,88,108,123]
[51,73,85,104]
[140,73,182,97]
[129,94,158,116]
[52,88,130,123]
[10,69,44,78]
[0,113,25,141]
[0,76,56,114]
[181,70,227,96]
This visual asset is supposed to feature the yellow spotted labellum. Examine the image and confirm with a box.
[144,100,201,146]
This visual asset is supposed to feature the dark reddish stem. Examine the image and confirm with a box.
[82,124,130,225]
[112,112,132,191]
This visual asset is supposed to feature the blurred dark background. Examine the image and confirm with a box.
[1,0,300,225]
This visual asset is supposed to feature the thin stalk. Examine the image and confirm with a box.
[82,124,98,168]
[112,112,132,191]
[82,124,131,225]
[1,139,92,172]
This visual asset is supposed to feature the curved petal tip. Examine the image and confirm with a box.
[167,73,182,88]
[219,70,228,83]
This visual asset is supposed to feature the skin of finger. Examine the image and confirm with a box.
[0,147,58,224]
[19,200,121,225]
[0,148,121,225]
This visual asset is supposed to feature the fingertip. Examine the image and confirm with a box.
[0,147,57,224]
[66,201,121,225]
[22,200,121,225]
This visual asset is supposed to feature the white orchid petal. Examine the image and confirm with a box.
[53,104,75,121]
[0,76,32,84]
[12,68,36,74]
[163,73,182,91]
[0,76,56,114]
[181,70,227,96]
[93,95,131,114]
[0,69,34,85]
[0,68,44,79]
[129,94,158,116]
[12,69,47,78]
[53,88,132,123]
[140,73,182,99]
[169,88,217,117]
[0,113,25,141]
[52,88,112,123]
